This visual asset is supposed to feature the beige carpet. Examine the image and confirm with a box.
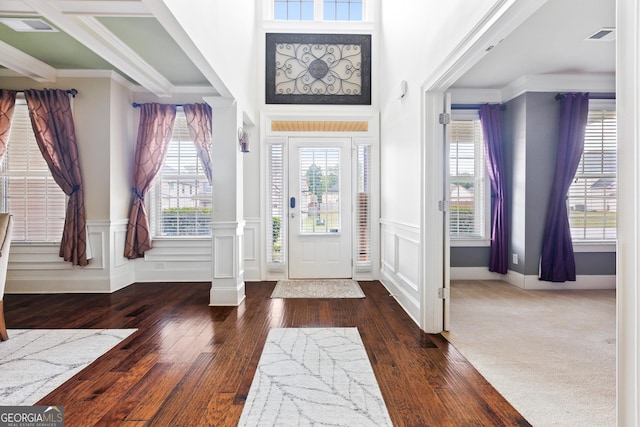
[271,280,365,298]
[443,280,615,427]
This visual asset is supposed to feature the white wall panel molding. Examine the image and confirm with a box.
[243,218,261,282]
[132,238,212,283]
[210,221,245,306]
[380,219,420,321]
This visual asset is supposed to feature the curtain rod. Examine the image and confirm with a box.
[13,89,78,97]
[451,103,507,111]
[132,102,185,108]
[555,93,615,101]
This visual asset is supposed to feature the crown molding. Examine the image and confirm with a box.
[502,73,616,102]
[448,88,502,105]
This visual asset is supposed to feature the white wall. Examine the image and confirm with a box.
[378,0,504,321]
[160,0,258,121]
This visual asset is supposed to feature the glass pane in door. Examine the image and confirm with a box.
[298,147,341,234]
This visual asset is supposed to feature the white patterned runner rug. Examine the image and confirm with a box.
[0,329,136,405]
[239,328,393,426]
[271,279,365,298]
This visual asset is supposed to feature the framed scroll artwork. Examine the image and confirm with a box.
[266,33,371,105]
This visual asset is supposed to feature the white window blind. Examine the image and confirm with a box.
[150,110,211,237]
[268,143,285,263]
[0,100,66,242]
[568,109,616,240]
[356,144,370,263]
[449,118,486,239]
[298,147,341,234]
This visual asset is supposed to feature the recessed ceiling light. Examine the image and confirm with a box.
[0,18,58,32]
[586,28,616,41]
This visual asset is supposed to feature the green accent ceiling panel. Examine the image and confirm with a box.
[0,16,115,70]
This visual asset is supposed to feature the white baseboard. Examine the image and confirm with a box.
[450,267,506,281]
[379,267,420,325]
[6,278,113,294]
[505,270,616,290]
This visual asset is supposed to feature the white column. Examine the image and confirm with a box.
[616,0,640,424]
[205,96,246,306]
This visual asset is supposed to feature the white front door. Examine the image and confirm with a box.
[288,138,352,279]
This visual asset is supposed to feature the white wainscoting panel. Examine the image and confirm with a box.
[379,219,420,323]
[244,218,261,281]
[6,220,130,293]
[210,221,246,306]
[134,238,212,283]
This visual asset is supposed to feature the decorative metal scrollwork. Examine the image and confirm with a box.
[266,33,371,105]
[274,42,363,96]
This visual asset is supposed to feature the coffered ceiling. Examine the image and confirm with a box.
[0,0,220,98]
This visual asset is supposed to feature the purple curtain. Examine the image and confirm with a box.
[0,90,17,162]
[479,104,508,274]
[183,103,213,184]
[539,93,590,282]
[124,103,176,259]
[24,89,89,266]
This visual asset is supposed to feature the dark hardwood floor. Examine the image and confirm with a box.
[3,281,530,426]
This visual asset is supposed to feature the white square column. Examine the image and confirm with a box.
[205,97,245,306]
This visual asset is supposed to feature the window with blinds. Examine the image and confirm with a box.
[149,109,212,237]
[298,147,341,234]
[0,100,66,242]
[356,144,370,263]
[568,108,616,240]
[268,143,285,263]
[449,118,486,239]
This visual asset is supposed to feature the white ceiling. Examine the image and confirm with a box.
[0,0,616,98]
[451,0,615,90]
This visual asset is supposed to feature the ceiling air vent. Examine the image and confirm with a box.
[586,28,615,41]
[0,18,58,32]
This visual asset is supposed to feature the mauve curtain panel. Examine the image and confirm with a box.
[539,93,590,282]
[24,89,89,266]
[479,103,508,274]
[0,90,16,162]
[183,103,213,184]
[124,103,176,259]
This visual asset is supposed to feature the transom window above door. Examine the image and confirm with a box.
[273,0,364,21]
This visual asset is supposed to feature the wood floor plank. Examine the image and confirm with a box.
[3,281,529,426]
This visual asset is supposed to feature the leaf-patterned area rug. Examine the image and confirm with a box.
[239,328,392,427]
[271,280,365,298]
[0,329,136,406]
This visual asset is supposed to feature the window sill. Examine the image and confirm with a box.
[13,241,60,246]
[152,236,212,241]
[450,238,490,248]
[573,241,616,253]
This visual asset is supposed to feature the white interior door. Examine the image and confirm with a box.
[288,138,352,279]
